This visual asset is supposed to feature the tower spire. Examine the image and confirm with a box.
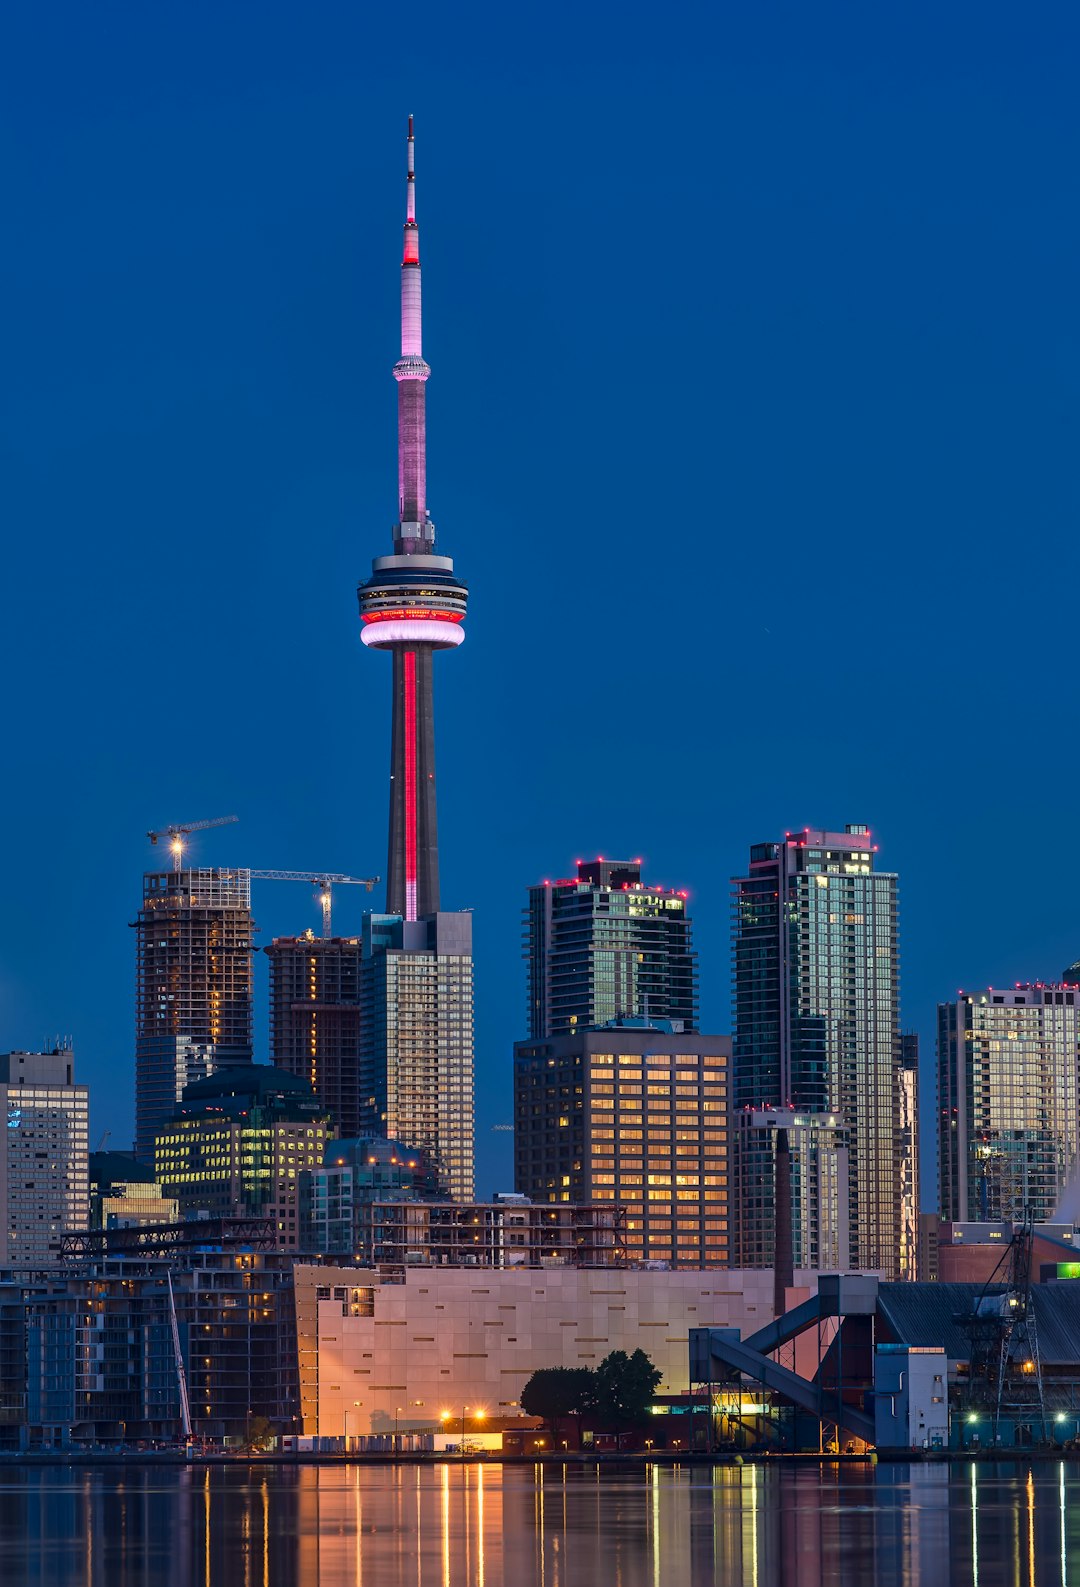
[395,115,428,549]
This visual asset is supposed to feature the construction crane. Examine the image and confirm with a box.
[166,1271,192,1450]
[147,815,239,873]
[247,871,380,936]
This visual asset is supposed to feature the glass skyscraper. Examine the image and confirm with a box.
[731,825,910,1279]
[939,984,1080,1225]
[525,859,697,1038]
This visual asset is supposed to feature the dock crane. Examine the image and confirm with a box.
[247,871,380,936]
[147,815,239,872]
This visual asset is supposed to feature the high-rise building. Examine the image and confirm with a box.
[525,860,697,1038]
[359,912,475,1201]
[357,118,467,922]
[265,933,363,1138]
[938,984,1080,1226]
[154,1065,329,1251]
[513,1025,730,1268]
[0,1048,89,1266]
[731,826,908,1279]
[133,867,255,1162]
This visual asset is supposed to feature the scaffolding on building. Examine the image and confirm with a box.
[363,1201,627,1272]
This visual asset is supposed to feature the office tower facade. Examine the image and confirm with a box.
[0,1048,89,1266]
[939,984,1080,1226]
[134,867,255,1163]
[513,1026,730,1268]
[154,1066,329,1251]
[359,912,475,1201]
[731,825,907,1279]
[525,860,697,1038]
[265,933,363,1138]
[358,119,467,921]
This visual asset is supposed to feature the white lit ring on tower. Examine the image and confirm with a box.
[361,614,464,648]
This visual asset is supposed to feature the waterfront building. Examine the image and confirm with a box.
[154,1065,329,1250]
[295,1264,816,1436]
[88,1151,178,1230]
[731,826,908,1279]
[513,1024,729,1268]
[357,119,467,921]
[360,911,474,1200]
[265,932,363,1137]
[1,1236,298,1448]
[938,984,1080,1225]
[133,867,255,1162]
[525,859,697,1038]
[0,1048,88,1267]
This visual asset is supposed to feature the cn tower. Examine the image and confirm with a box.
[358,118,467,920]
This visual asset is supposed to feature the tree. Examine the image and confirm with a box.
[592,1350,662,1431]
[520,1367,596,1433]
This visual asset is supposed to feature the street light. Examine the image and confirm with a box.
[395,1405,403,1453]
[344,1400,360,1452]
[442,1406,484,1459]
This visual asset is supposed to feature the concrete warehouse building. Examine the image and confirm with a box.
[294,1264,817,1436]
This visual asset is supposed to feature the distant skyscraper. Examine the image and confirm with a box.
[265,933,363,1138]
[513,1025,730,1268]
[0,1048,88,1265]
[731,826,908,1279]
[939,984,1080,1226]
[525,860,697,1038]
[357,119,467,921]
[133,868,255,1163]
[359,912,475,1201]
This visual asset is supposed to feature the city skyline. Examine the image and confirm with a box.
[3,10,1080,1199]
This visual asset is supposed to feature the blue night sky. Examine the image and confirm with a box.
[2,4,1078,1198]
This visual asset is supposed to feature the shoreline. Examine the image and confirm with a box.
[0,1448,1070,1469]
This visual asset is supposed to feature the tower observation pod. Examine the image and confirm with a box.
[358,118,468,923]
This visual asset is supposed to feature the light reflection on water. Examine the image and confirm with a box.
[0,1459,1078,1586]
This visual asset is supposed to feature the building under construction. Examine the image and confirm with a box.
[265,933,363,1139]
[133,868,256,1163]
[352,1199,624,1272]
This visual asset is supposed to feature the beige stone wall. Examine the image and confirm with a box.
[298,1265,817,1435]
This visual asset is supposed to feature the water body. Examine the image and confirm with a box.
[0,1459,1076,1585]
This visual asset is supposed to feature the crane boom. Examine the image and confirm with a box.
[166,1271,192,1443]
[147,815,239,873]
[246,871,380,935]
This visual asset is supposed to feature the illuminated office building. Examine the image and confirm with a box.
[154,1066,328,1251]
[513,1025,729,1268]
